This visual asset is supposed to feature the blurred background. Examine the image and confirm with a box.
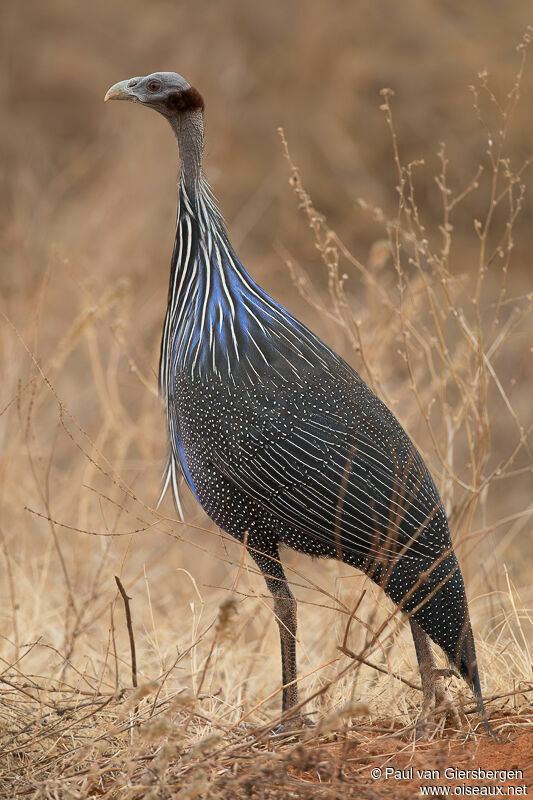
[0,0,531,724]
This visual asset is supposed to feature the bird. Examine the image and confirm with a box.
[105,71,492,737]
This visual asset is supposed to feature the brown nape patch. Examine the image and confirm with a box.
[165,87,204,113]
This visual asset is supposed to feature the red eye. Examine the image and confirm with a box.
[148,80,161,92]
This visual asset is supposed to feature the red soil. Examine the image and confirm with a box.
[286,711,533,798]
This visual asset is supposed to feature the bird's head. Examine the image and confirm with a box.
[104,72,204,118]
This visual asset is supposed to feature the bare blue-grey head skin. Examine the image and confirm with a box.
[104,72,192,114]
[105,73,495,738]
[105,72,205,192]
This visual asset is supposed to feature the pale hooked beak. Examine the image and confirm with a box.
[104,79,137,103]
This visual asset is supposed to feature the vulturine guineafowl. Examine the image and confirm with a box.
[105,72,492,737]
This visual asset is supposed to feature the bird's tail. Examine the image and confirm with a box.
[385,551,496,736]
[457,617,496,738]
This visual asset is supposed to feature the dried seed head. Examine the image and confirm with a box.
[128,682,159,704]
[188,733,222,758]
[116,682,160,720]
[153,741,178,774]
[175,769,209,799]
[368,240,391,271]
[216,596,238,638]
[140,717,173,742]
[171,691,197,709]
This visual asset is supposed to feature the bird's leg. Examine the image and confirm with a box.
[410,619,462,737]
[250,547,309,730]
[268,578,299,716]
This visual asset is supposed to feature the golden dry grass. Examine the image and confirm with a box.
[1,2,532,797]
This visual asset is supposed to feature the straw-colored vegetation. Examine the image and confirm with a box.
[1,2,532,797]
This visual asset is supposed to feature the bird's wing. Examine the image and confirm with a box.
[210,385,446,563]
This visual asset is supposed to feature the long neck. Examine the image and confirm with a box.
[159,113,333,389]
[168,109,204,196]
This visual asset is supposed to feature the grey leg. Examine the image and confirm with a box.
[249,545,299,717]
[410,619,462,736]
[267,576,299,715]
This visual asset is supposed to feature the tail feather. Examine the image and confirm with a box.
[458,622,497,738]
[384,550,496,736]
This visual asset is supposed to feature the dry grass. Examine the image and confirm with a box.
[1,3,532,797]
